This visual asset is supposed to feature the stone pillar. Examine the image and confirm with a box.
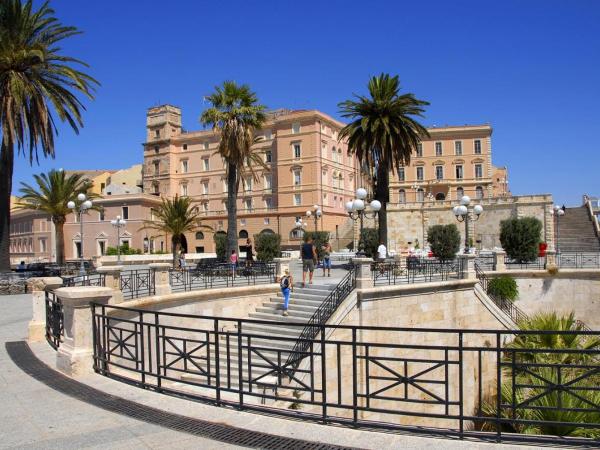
[493,250,506,271]
[27,277,64,343]
[149,262,172,296]
[273,257,292,277]
[353,257,374,290]
[55,286,113,375]
[96,265,124,304]
[459,254,477,280]
[545,249,557,268]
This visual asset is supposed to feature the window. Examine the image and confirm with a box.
[244,177,252,192]
[154,146,159,154]
[99,209,105,221]
[398,167,405,182]
[416,143,423,157]
[195,246,205,253]
[153,183,160,194]
[244,198,252,212]
[294,170,301,186]
[98,240,106,256]
[455,165,463,179]
[180,184,188,196]
[222,178,228,193]
[322,170,328,185]
[435,165,443,180]
[265,197,274,209]
[475,164,483,179]
[292,122,300,134]
[474,140,482,154]
[203,142,209,150]
[39,238,47,253]
[202,181,209,195]
[416,166,424,181]
[399,189,406,204]
[294,194,301,206]
[417,188,424,202]
[181,160,188,173]
[456,187,464,200]
[264,218,270,225]
[155,129,160,138]
[290,228,304,239]
[435,142,443,156]
[183,144,188,150]
[241,218,246,226]
[239,230,249,239]
[476,186,484,199]
[265,151,272,163]
[153,162,159,175]
[195,231,204,240]
[203,158,209,171]
[455,141,462,155]
[122,207,129,220]
[264,174,272,190]
[293,143,301,158]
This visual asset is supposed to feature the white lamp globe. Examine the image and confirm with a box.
[82,200,92,209]
[110,220,117,226]
[116,215,121,220]
[473,204,483,215]
[316,209,322,218]
[77,193,86,202]
[453,205,460,216]
[553,205,560,211]
[67,201,75,209]
[353,199,365,211]
[558,209,565,216]
[460,195,471,206]
[303,222,307,227]
[306,210,312,217]
[356,188,367,200]
[370,200,382,211]
[345,201,354,212]
[457,205,468,216]
[313,204,319,211]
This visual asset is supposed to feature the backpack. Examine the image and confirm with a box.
[280,276,290,289]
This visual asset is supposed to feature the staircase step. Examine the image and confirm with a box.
[261,302,319,313]
[276,292,328,301]
[250,311,314,320]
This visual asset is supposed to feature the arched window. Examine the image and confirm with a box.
[475,186,484,199]
[456,187,464,200]
[260,229,275,235]
[435,192,446,201]
[290,228,304,239]
[417,188,425,202]
[239,230,249,239]
[195,231,204,240]
[215,230,226,236]
[399,189,406,204]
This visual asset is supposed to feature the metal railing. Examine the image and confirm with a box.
[62,272,106,287]
[169,262,276,292]
[120,269,155,299]
[45,290,63,350]
[372,257,464,285]
[504,256,546,270]
[474,254,496,271]
[92,303,600,446]
[557,252,600,268]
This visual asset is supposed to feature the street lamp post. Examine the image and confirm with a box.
[110,215,127,262]
[553,205,565,253]
[345,188,382,256]
[67,193,93,276]
[305,204,322,232]
[452,195,483,254]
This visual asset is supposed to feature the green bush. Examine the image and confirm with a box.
[500,217,542,263]
[106,244,142,255]
[303,231,330,260]
[358,228,379,258]
[214,233,227,260]
[488,275,519,301]
[254,233,281,262]
[427,224,461,260]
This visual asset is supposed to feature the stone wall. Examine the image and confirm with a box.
[386,194,554,253]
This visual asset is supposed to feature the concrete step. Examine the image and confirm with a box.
[261,302,319,314]
[242,323,304,338]
[250,310,314,321]
[276,292,328,302]
[255,305,317,315]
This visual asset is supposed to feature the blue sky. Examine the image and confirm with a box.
[12,0,600,205]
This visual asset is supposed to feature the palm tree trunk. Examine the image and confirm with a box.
[226,162,238,257]
[54,218,66,265]
[375,164,390,246]
[172,236,179,268]
[0,143,14,271]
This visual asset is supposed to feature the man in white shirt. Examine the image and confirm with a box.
[377,242,387,261]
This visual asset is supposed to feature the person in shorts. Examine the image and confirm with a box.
[322,241,332,277]
[278,269,294,316]
[301,237,317,287]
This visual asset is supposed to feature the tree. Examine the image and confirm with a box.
[17,169,95,264]
[427,224,461,260]
[140,196,207,267]
[214,233,226,261]
[0,0,98,270]
[500,217,542,262]
[338,74,429,246]
[200,81,267,258]
[358,228,378,259]
[254,232,281,262]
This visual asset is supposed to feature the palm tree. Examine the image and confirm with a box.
[0,0,98,270]
[338,74,429,245]
[140,196,208,267]
[17,169,96,265]
[200,81,267,257]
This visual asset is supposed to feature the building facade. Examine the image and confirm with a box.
[142,105,360,252]
[9,209,56,265]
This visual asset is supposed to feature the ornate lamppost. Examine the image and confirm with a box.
[305,204,322,232]
[345,188,382,256]
[452,195,483,254]
[553,205,565,253]
[67,193,93,276]
[110,215,127,262]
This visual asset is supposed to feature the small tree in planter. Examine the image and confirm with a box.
[500,217,542,263]
[427,224,461,260]
[488,275,519,302]
[254,232,281,261]
[358,228,379,259]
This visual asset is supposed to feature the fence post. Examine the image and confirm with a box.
[54,286,114,375]
[273,257,292,277]
[27,277,63,342]
[545,249,557,269]
[353,257,374,290]
[493,250,506,271]
[459,254,477,280]
[149,262,172,295]
[96,265,123,304]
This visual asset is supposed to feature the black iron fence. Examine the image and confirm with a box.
[474,254,496,271]
[45,290,63,350]
[475,263,529,324]
[62,272,106,287]
[557,252,600,269]
[504,256,546,270]
[372,257,465,285]
[169,262,276,292]
[120,269,155,300]
[92,304,600,446]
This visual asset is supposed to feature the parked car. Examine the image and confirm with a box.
[14,263,62,277]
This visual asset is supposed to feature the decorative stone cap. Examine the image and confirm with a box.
[148,262,172,269]
[27,276,64,292]
[273,257,292,262]
[96,265,124,273]
[493,250,506,255]
[54,286,113,305]
[458,253,477,259]
[351,257,374,264]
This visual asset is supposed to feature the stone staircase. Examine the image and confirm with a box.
[557,206,600,252]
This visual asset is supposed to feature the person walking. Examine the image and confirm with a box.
[377,241,387,262]
[278,269,294,316]
[322,241,332,277]
[179,250,187,271]
[245,238,254,268]
[229,250,238,277]
[301,236,317,287]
